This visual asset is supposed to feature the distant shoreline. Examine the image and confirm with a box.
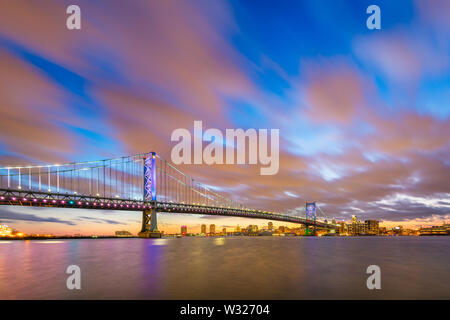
[1,234,448,241]
[0,236,137,240]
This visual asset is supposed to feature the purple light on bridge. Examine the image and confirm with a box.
[33,199,37,202]
[11,197,17,201]
[86,202,89,205]
[61,200,65,204]
[93,203,97,206]
[78,201,82,205]
[22,198,27,201]
[0,196,5,200]
[52,200,56,203]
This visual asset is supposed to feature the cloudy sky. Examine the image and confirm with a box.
[0,0,449,235]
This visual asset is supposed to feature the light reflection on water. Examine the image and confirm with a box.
[152,239,168,246]
[214,237,225,246]
[0,237,448,299]
[32,241,65,244]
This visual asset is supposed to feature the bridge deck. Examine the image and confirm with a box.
[0,188,335,228]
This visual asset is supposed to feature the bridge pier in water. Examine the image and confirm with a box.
[138,206,161,238]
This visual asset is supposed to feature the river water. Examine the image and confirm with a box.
[0,236,448,299]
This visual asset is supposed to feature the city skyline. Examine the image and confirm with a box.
[0,0,449,235]
[2,212,446,236]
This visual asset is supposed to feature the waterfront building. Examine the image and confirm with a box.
[393,226,403,235]
[0,223,12,237]
[337,221,347,235]
[268,222,273,230]
[419,224,449,236]
[247,225,260,236]
[348,216,366,235]
[210,224,215,235]
[115,230,132,237]
[365,220,379,235]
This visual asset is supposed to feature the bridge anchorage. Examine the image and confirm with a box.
[0,151,337,237]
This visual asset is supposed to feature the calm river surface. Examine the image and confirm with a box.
[0,236,448,299]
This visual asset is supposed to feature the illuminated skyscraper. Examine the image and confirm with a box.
[222,227,226,235]
[210,224,215,235]
[181,225,187,234]
[201,224,206,234]
[268,222,273,230]
[348,215,368,235]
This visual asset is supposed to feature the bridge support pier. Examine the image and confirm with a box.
[138,205,161,238]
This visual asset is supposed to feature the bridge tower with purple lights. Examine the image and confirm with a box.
[138,151,161,238]
[305,202,317,236]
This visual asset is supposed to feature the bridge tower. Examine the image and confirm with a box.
[138,152,162,238]
[305,202,317,236]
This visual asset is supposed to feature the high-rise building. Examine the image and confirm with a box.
[210,224,215,235]
[268,222,273,230]
[222,227,226,235]
[201,224,207,234]
[181,225,187,234]
[337,222,344,234]
[235,225,241,232]
[365,220,379,235]
[347,215,368,235]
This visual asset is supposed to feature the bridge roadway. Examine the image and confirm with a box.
[0,188,336,229]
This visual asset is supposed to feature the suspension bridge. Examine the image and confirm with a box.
[0,152,337,237]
